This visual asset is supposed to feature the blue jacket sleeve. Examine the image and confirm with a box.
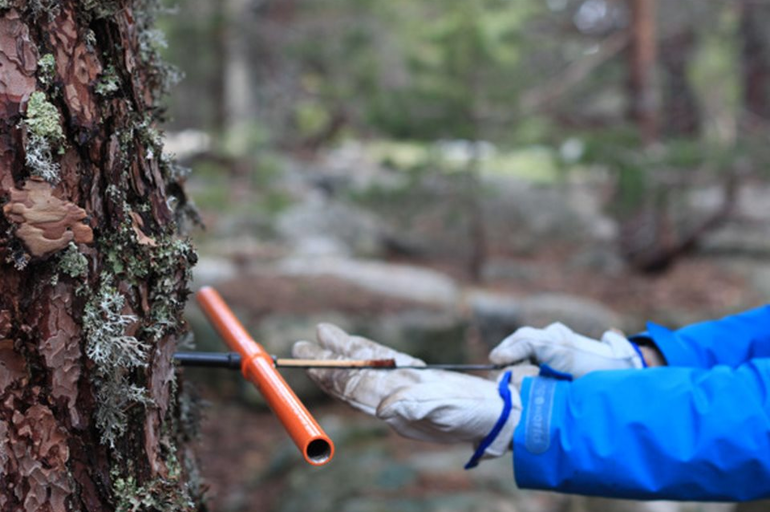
[513,361,770,501]
[638,305,770,368]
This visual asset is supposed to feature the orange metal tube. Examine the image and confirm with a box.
[196,286,334,466]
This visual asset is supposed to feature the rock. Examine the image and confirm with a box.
[701,222,770,258]
[468,291,624,347]
[482,259,544,284]
[316,140,410,193]
[276,197,384,258]
[292,235,351,258]
[256,312,354,357]
[518,293,624,339]
[481,177,603,252]
[567,245,626,275]
[191,257,238,290]
[467,291,522,349]
[277,257,461,308]
[251,313,354,403]
[360,310,468,364]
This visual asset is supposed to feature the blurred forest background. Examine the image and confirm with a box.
[157,0,770,511]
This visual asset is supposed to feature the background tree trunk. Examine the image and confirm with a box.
[0,1,200,510]
[627,0,658,145]
[739,0,770,131]
[660,27,701,137]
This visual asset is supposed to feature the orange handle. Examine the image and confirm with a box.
[196,286,334,466]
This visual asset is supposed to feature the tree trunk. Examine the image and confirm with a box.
[627,0,658,145]
[0,2,201,510]
[660,28,701,137]
[739,0,770,130]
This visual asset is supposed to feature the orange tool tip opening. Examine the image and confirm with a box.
[304,436,334,466]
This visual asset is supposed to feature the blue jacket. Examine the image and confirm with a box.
[512,305,770,501]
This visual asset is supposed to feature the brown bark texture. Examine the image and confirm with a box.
[0,1,200,511]
[627,0,658,144]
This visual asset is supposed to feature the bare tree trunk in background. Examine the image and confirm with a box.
[0,2,200,510]
[466,141,486,283]
[627,0,658,145]
[738,0,770,130]
[660,28,701,137]
[212,0,229,136]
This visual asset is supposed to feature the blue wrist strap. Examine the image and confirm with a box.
[464,370,513,470]
[630,341,648,368]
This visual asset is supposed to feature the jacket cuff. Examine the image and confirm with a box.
[513,376,569,490]
[644,321,701,367]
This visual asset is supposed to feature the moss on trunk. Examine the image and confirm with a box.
[0,0,201,509]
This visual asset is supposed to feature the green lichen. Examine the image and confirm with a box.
[112,465,194,512]
[135,116,163,153]
[26,92,64,142]
[27,0,60,21]
[96,66,121,96]
[0,1,10,10]
[59,243,88,279]
[37,54,55,87]
[82,0,120,19]
[81,0,121,20]
[84,29,97,50]
[23,92,65,183]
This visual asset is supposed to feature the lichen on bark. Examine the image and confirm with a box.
[0,1,201,509]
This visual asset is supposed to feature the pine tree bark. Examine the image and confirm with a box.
[0,2,200,510]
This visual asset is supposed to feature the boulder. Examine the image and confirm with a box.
[359,310,468,364]
[518,293,624,339]
[276,198,384,258]
[252,312,355,403]
[191,257,238,290]
[277,257,460,308]
[467,291,522,349]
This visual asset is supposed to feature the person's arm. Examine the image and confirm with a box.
[514,359,770,501]
[638,304,770,368]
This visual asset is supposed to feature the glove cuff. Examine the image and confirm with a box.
[629,341,648,368]
[464,371,514,469]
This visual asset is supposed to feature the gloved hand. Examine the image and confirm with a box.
[294,323,537,462]
[489,322,645,378]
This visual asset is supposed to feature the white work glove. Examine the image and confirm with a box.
[489,322,644,378]
[294,323,537,462]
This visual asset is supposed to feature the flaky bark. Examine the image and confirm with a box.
[0,1,200,510]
